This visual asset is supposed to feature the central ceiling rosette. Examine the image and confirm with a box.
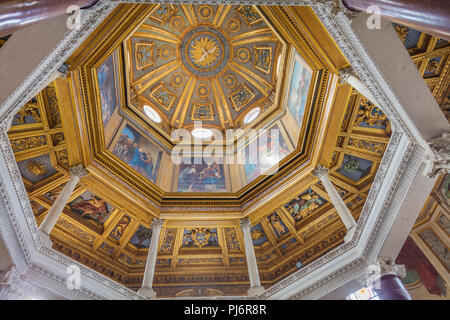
[181,26,229,75]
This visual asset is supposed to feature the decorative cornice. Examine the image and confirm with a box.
[239,217,252,230]
[312,0,359,22]
[338,66,356,84]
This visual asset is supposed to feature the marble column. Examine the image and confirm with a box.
[138,218,164,299]
[370,258,411,300]
[339,67,381,107]
[341,0,450,41]
[0,0,99,37]
[312,165,357,242]
[38,164,87,248]
[240,218,265,296]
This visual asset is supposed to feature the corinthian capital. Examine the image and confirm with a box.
[312,165,329,179]
[338,66,356,84]
[313,0,359,22]
[151,218,165,230]
[239,217,252,230]
[378,257,406,278]
[69,164,88,179]
[424,133,450,178]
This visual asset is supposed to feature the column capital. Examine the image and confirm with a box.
[338,66,357,84]
[57,63,71,79]
[69,164,88,179]
[151,218,165,230]
[358,257,406,289]
[424,132,450,178]
[312,165,329,179]
[313,0,359,22]
[377,257,406,278]
[239,217,252,230]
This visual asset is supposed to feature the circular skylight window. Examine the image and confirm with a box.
[243,107,261,124]
[143,105,161,123]
[191,128,213,139]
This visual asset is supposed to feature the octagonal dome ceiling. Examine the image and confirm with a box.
[123,4,287,140]
[5,2,402,298]
[90,4,321,196]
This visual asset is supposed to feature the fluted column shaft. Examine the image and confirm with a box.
[313,166,357,242]
[139,218,164,299]
[240,218,265,296]
[39,165,87,237]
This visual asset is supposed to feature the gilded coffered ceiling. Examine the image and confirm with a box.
[6,3,396,297]
[122,4,287,139]
[393,24,450,122]
[9,83,391,296]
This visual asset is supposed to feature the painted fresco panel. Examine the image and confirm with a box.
[68,190,113,224]
[267,212,288,238]
[396,237,447,296]
[177,157,226,192]
[112,124,163,184]
[286,50,313,127]
[182,228,219,248]
[337,154,373,182]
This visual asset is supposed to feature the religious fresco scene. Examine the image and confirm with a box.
[112,124,163,183]
[176,158,226,192]
[286,50,313,127]
[97,51,119,127]
[130,225,153,249]
[242,123,292,183]
[2,2,449,301]
[68,190,113,225]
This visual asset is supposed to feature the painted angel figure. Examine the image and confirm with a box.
[201,162,222,191]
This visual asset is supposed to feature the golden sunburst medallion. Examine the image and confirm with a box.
[189,36,219,68]
[181,26,229,77]
[27,160,47,176]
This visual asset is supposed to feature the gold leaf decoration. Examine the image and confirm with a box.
[189,36,219,68]
[27,160,47,176]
